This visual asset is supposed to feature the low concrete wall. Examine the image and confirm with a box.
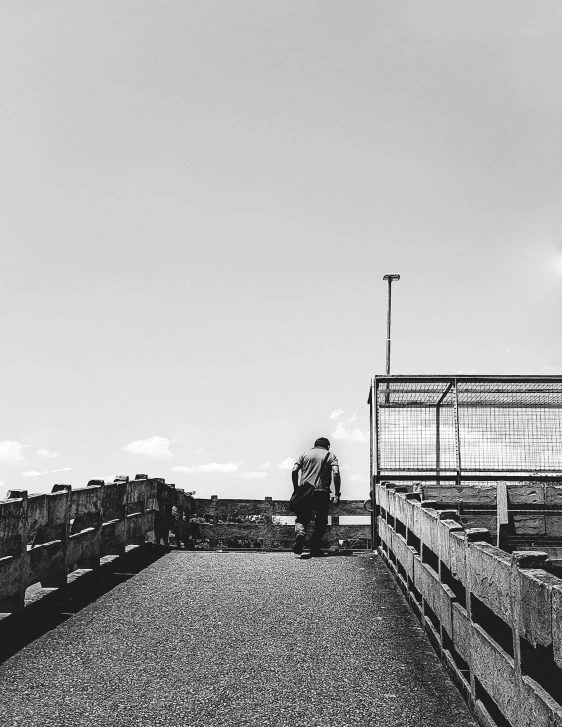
[189,497,371,550]
[377,482,562,727]
[0,476,192,614]
[383,482,562,554]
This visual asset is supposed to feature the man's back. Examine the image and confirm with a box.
[295,447,339,492]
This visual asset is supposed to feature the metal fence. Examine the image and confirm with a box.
[369,376,562,480]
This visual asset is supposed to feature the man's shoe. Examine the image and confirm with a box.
[310,549,328,557]
[293,533,305,555]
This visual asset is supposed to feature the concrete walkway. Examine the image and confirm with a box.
[0,552,477,727]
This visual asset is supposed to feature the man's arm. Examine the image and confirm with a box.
[331,455,341,502]
[292,464,300,491]
[333,472,341,498]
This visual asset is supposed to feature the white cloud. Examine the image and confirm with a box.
[122,436,174,459]
[239,471,268,479]
[193,446,208,455]
[258,460,272,469]
[0,441,28,464]
[346,413,358,423]
[277,457,296,470]
[36,448,59,459]
[350,473,367,482]
[330,409,344,421]
[170,461,243,474]
[22,467,72,478]
[331,422,368,444]
[340,463,352,471]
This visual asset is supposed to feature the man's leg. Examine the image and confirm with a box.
[309,492,330,554]
[293,512,311,554]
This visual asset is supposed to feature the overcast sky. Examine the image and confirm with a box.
[1,1,562,500]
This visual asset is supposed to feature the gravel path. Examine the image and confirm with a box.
[0,552,476,727]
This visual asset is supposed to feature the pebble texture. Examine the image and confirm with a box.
[0,552,477,727]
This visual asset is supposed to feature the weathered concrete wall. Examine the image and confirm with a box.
[0,488,370,613]
[0,476,192,614]
[190,497,371,550]
[390,482,562,554]
[377,482,562,727]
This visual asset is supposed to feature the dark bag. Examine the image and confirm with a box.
[288,482,315,514]
[288,451,330,514]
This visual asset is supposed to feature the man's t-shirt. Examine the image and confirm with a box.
[295,447,339,492]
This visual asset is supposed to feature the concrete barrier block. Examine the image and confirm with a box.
[449,531,466,583]
[405,492,421,502]
[146,479,159,511]
[552,583,562,669]
[395,493,410,526]
[418,506,440,555]
[101,519,127,555]
[178,492,194,514]
[145,510,155,534]
[465,528,493,543]
[513,515,546,536]
[424,485,496,504]
[459,514,497,537]
[384,524,394,554]
[416,561,454,635]
[546,486,562,506]
[404,499,417,537]
[67,527,96,567]
[546,516,562,538]
[438,510,460,522]
[0,498,26,542]
[70,486,102,519]
[519,674,562,727]
[469,543,511,625]
[508,485,545,505]
[127,479,149,515]
[127,512,146,540]
[409,502,427,542]
[471,623,519,727]
[378,518,389,549]
[451,601,471,664]
[387,489,399,517]
[28,540,64,585]
[393,532,414,580]
[0,555,22,601]
[413,553,423,588]
[511,551,550,569]
[517,569,560,648]
[47,490,69,526]
[102,482,126,521]
[376,485,388,513]
[437,519,463,571]
[27,495,48,535]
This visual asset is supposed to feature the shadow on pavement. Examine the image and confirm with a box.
[0,544,170,666]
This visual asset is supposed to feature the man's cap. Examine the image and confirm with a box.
[314,437,330,449]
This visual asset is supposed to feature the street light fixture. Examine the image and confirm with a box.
[383,274,400,375]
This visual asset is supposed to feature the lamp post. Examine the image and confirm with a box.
[383,274,400,375]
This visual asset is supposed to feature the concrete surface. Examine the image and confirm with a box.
[0,552,476,727]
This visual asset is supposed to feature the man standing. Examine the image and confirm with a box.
[291,437,341,557]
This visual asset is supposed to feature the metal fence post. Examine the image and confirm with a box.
[453,378,462,487]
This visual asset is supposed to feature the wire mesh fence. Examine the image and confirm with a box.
[374,377,562,475]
